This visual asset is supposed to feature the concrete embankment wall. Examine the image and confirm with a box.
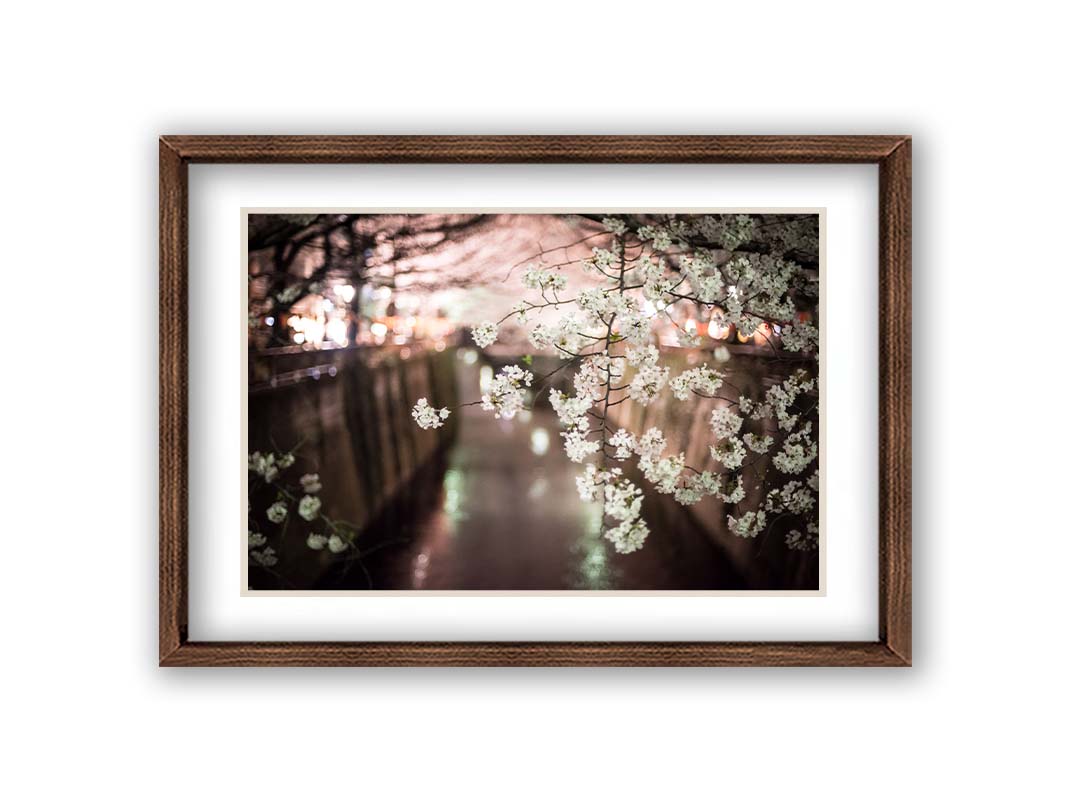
[248,345,458,585]
[610,348,819,590]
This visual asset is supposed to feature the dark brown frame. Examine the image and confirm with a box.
[160,135,911,667]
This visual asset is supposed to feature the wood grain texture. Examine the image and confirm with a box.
[159,139,188,663]
[878,139,913,664]
[158,135,912,667]
[159,135,905,164]
[160,641,906,668]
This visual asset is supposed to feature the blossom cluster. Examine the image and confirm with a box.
[413,214,819,555]
[247,446,359,575]
[669,364,724,401]
[250,547,278,567]
[583,244,622,275]
[306,533,350,553]
[764,481,816,515]
[480,365,533,419]
[602,478,649,554]
[471,321,498,348]
[727,509,767,539]
[248,450,294,483]
[521,266,568,293]
[765,370,816,432]
[548,388,594,428]
[412,397,451,430]
[772,423,818,475]
[781,321,818,353]
[710,435,746,470]
[785,523,819,551]
[549,388,600,463]
[630,362,669,406]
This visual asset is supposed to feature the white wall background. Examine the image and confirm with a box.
[2,2,1063,798]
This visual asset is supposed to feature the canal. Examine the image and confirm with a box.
[317,353,750,590]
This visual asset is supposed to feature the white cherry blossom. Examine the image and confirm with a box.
[710,407,743,438]
[727,510,767,538]
[471,321,498,348]
[631,364,669,406]
[250,547,278,567]
[710,436,745,470]
[327,534,350,554]
[297,495,321,521]
[521,266,568,293]
[785,523,819,551]
[411,398,451,430]
[480,365,533,419]
[266,501,287,523]
[743,433,774,454]
[562,429,600,463]
[604,518,650,554]
[635,428,666,459]
[607,429,637,459]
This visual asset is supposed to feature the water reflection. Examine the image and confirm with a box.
[570,504,618,590]
[530,427,550,456]
[412,551,431,588]
[442,468,467,523]
[527,474,549,500]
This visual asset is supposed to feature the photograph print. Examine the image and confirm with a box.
[246,211,821,592]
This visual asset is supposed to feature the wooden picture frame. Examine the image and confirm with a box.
[160,135,911,667]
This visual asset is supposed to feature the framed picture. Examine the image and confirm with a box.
[160,135,910,666]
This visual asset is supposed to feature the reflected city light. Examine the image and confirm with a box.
[573,504,616,589]
[412,551,430,588]
[530,427,550,456]
[443,468,467,523]
[527,476,549,499]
